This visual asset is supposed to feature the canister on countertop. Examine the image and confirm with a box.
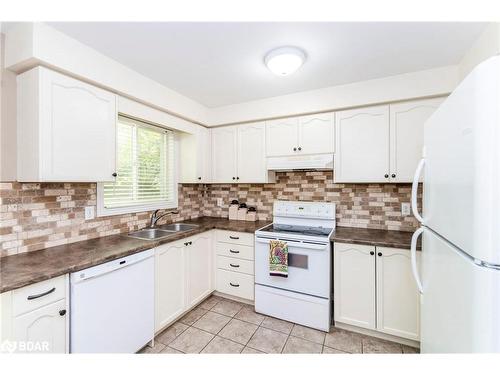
[228,200,239,220]
[237,203,248,221]
[246,206,257,222]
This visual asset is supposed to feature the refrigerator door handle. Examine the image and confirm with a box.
[411,227,424,294]
[411,158,425,223]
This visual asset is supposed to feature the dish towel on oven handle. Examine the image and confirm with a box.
[269,239,288,278]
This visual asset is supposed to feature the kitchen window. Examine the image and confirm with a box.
[97,115,177,216]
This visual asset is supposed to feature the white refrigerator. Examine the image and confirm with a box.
[410,55,500,353]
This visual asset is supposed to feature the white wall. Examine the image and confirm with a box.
[458,23,500,81]
[5,23,209,125]
[4,22,462,128]
[207,65,458,125]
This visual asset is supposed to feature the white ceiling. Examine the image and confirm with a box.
[46,22,485,108]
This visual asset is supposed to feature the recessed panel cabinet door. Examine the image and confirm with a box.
[212,126,238,182]
[265,118,299,157]
[237,122,267,183]
[12,299,67,353]
[334,105,390,183]
[155,241,186,332]
[334,243,376,330]
[389,98,444,182]
[376,247,420,340]
[298,112,335,154]
[186,234,213,308]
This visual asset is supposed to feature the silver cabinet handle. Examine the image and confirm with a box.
[229,282,240,287]
[229,249,240,254]
[27,287,56,300]
[229,236,239,240]
[229,263,240,268]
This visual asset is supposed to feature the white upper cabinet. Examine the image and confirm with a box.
[211,126,238,183]
[376,247,420,341]
[265,117,299,157]
[335,105,390,183]
[212,123,275,183]
[237,122,268,183]
[298,112,335,155]
[389,98,444,182]
[17,67,116,182]
[179,126,212,183]
[266,113,335,157]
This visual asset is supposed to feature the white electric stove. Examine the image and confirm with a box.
[254,200,335,332]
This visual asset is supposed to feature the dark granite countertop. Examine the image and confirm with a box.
[331,226,420,250]
[0,217,270,294]
[1,217,419,294]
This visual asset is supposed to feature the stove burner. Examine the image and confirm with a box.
[259,224,332,238]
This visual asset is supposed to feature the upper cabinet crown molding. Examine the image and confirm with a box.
[17,67,117,182]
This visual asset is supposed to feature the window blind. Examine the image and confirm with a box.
[103,115,175,209]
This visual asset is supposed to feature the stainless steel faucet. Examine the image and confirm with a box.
[150,209,179,228]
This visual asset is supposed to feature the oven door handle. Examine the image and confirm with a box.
[255,237,329,251]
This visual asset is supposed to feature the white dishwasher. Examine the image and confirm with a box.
[70,249,154,353]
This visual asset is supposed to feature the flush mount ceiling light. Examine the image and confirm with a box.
[264,46,306,76]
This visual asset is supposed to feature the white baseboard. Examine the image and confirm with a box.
[334,321,420,348]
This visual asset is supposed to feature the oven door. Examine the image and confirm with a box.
[255,235,331,298]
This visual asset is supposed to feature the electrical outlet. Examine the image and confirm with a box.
[84,206,95,220]
[401,202,411,216]
[216,198,223,207]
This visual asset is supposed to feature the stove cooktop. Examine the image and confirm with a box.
[258,223,333,239]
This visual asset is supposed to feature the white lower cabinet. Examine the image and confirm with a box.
[186,234,213,308]
[334,242,420,341]
[0,275,69,353]
[155,239,187,332]
[155,232,215,333]
[376,247,420,340]
[334,243,376,329]
[215,230,255,301]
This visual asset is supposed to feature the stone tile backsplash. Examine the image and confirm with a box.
[0,171,420,257]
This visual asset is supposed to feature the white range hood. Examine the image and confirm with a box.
[266,154,334,171]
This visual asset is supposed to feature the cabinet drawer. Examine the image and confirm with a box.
[216,230,254,246]
[216,242,254,260]
[216,269,254,300]
[13,275,66,317]
[217,255,254,275]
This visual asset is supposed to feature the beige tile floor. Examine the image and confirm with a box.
[139,295,420,354]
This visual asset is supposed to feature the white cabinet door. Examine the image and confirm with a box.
[376,247,420,340]
[334,243,376,330]
[186,234,214,308]
[155,240,186,332]
[298,112,335,154]
[237,122,267,183]
[334,105,390,183]
[389,98,443,182]
[199,127,212,183]
[12,299,67,353]
[17,67,116,182]
[265,118,299,157]
[212,126,237,183]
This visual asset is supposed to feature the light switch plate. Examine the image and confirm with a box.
[85,206,95,220]
[401,202,411,216]
[216,198,223,207]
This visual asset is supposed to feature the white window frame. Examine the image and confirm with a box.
[97,114,179,217]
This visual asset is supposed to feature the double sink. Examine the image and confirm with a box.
[127,223,199,240]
